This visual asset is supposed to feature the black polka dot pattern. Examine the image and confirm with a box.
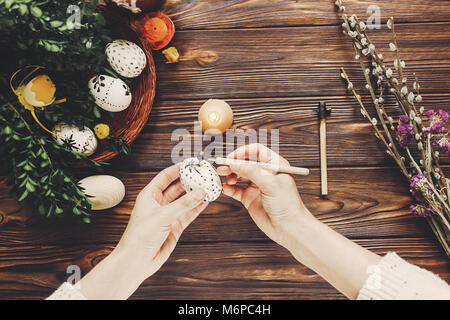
[89,75,132,112]
[105,40,147,78]
[179,158,222,202]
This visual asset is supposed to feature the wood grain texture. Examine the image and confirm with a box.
[154,22,450,100]
[0,167,438,246]
[0,239,447,300]
[1,0,450,300]
[163,0,450,29]
[0,178,33,226]
[110,94,450,170]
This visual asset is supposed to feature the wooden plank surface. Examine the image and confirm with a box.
[0,238,447,300]
[153,23,450,100]
[111,94,450,170]
[0,168,437,244]
[0,0,449,300]
[163,0,450,29]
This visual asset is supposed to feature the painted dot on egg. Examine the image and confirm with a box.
[88,75,132,113]
[105,40,147,78]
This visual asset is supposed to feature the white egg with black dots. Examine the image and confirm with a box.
[179,158,222,202]
[106,39,147,78]
[89,74,132,112]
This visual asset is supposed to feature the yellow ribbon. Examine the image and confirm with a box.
[10,65,66,137]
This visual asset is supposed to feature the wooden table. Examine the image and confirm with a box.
[1,0,450,299]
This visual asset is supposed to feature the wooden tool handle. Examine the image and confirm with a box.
[214,157,310,176]
[319,118,328,196]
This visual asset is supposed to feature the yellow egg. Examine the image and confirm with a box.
[94,123,110,140]
[198,99,234,134]
[22,75,56,107]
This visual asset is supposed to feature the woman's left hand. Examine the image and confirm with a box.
[79,164,207,299]
[119,163,208,276]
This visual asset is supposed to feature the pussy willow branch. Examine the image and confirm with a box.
[339,10,445,199]
[340,68,409,178]
[338,6,444,188]
[390,18,406,91]
[335,0,450,257]
[405,147,450,226]
[428,215,450,254]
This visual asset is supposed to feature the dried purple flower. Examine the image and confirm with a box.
[410,174,425,189]
[425,109,449,133]
[409,204,430,218]
[397,123,414,147]
[399,116,409,123]
[398,125,414,136]
[410,174,432,199]
[431,131,450,156]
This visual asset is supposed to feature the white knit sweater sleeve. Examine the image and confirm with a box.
[358,252,450,300]
[46,282,87,300]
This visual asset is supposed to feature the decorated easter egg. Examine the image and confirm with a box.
[78,175,126,210]
[111,0,165,13]
[53,123,98,156]
[106,40,147,78]
[179,158,222,202]
[22,75,56,107]
[89,75,132,112]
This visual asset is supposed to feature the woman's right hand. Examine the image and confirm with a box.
[218,144,383,300]
[217,143,315,251]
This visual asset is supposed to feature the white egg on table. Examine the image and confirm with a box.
[106,39,147,78]
[89,75,132,112]
[78,175,126,210]
[53,123,98,156]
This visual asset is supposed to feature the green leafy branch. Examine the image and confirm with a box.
[0,0,113,222]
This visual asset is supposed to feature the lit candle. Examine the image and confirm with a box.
[198,99,234,133]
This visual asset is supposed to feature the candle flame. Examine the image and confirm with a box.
[209,111,220,122]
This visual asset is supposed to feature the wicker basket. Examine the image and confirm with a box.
[92,9,156,162]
